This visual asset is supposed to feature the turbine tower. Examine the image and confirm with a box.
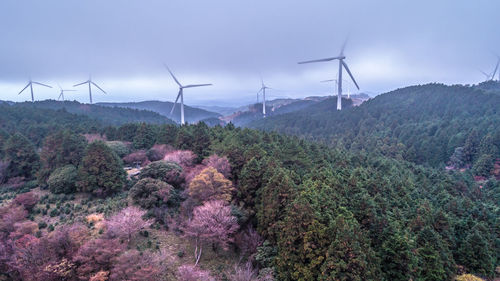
[257,77,272,117]
[73,75,106,104]
[57,84,76,102]
[165,64,212,125]
[299,41,359,110]
[18,79,52,102]
[490,57,500,81]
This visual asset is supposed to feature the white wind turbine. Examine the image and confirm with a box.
[73,75,106,104]
[57,84,76,102]
[256,77,273,117]
[18,79,52,102]
[165,64,212,125]
[299,41,359,110]
[490,56,500,81]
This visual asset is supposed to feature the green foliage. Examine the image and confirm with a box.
[457,229,495,278]
[472,154,494,177]
[77,141,126,196]
[133,123,156,149]
[129,177,172,209]
[38,130,87,182]
[3,132,40,179]
[105,141,130,157]
[47,165,78,194]
[251,84,500,168]
[139,160,182,186]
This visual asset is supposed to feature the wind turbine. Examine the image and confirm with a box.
[299,41,359,110]
[57,84,76,102]
[490,56,500,81]
[18,79,52,102]
[164,64,212,125]
[479,70,492,81]
[73,75,106,104]
[257,77,272,117]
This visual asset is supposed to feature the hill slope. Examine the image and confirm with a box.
[13,100,175,126]
[250,83,500,168]
[97,100,220,124]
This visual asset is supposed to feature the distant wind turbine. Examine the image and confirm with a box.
[490,56,500,81]
[164,64,212,125]
[18,79,52,102]
[321,78,353,98]
[257,77,273,117]
[479,70,492,81]
[57,84,76,102]
[73,75,106,104]
[299,41,360,110]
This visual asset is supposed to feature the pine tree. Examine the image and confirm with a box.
[3,133,40,179]
[77,141,126,196]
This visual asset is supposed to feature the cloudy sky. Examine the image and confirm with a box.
[1,0,499,106]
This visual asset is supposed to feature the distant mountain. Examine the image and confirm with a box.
[97,100,220,124]
[13,100,175,126]
[224,95,368,127]
[250,83,500,167]
[192,105,238,116]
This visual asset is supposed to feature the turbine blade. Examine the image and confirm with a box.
[163,64,182,87]
[170,90,181,115]
[58,93,63,100]
[32,81,52,88]
[183,83,212,88]
[340,37,349,55]
[298,57,342,64]
[342,61,360,90]
[18,83,30,95]
[91,82,106,94]
[73,81,88,87]
[491,59,500,80]
[320,79,336,83]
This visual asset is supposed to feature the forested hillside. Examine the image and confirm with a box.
[0,105,498,280]
[13,100,175,126]
[250,83,500,174]
[97,100,220,124]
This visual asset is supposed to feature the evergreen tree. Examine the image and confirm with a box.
[133,123,156,149]
[38,130,87,182]
[457,230,495,278]
[77,141,126,196]
[3,133,40,179]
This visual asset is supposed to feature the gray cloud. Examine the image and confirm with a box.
[1,0,499,105]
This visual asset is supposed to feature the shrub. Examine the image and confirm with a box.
[130,178,173,209]
[13,192,39,211]
[47,165,78,194]
[139,161,182,186]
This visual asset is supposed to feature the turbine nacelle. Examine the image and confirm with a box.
[164,64,212,125]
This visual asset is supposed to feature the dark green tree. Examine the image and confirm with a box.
[77,141,126,196]
[47,164,78,194]
[3,133,40,179]
[457,230,495,278]
[472,154,494,177]
[38,130,87,182]
[132,123,156,149]
[129,177,172,209]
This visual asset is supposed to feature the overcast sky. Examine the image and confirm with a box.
[1,0,499,106]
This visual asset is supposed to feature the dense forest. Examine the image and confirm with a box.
[0,99,498,280]
[13,100,175,126]
[97,100,220,124]
[250,84,500,178]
